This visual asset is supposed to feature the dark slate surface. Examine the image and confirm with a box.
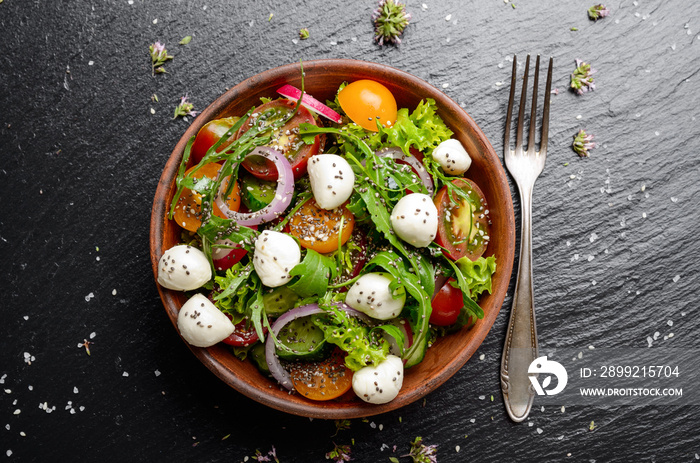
[1,0,699,461]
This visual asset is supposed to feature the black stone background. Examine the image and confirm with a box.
[1,0,699,461]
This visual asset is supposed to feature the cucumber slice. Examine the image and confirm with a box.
[240,171,276,211]
[262,287,299,317]
[249,342,269,374]
[276,315,329,361]
[403,332,428,369]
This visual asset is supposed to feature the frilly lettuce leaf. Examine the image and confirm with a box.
[454,255,497,299]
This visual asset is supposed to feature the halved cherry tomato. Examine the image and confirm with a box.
[173,163,241,232]
[289,348,353,401]
[190,117,240,165]
[221,319,266,347]
[430,278,463,326]
[237,99,322,180]
[337,80,397,132]
[286,200,354,254]
[433,178,490,261]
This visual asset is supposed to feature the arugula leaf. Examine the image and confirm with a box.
[365,251,432,362]
[287,249,338,298]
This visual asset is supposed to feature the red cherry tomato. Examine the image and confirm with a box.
[337,80,398,132]
[222,319,266,347]
[433,178,490,261]
[237,99,322,181]
[430,278,463,326]
[190,117,240,165]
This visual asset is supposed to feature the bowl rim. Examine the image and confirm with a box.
[150,58,515,419]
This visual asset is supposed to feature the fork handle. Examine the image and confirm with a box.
[501,183,539,422]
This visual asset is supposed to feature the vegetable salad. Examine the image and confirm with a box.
[158,76,497,404]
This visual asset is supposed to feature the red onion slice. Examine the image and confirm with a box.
[215,146,294,226]
[376,147,434,196]
[265,303,371,390]
[277,84,343,124]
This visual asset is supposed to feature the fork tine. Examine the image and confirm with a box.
[504,55,517,155]
[514,55,530,152]
[540,57,554,157]
[527,55,540,154]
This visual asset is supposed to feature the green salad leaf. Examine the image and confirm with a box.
[288,249,338,298]
[455,255,497,299]
[313,305,389,371]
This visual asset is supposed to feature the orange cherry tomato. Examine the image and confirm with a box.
[289,349,353,401]
[286,200,354,254]
[173,163,241,232]
[337,80,398,132]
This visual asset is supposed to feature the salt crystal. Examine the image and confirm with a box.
[128,0,133,4]
[671,43,676,50]
[422,3,428,9]
[478,395,485,400]
[88,60,94,66]
[70,409,76,414]
[536,428,543,434]
[566,240,571,247]
[578,352,583,359]
[576,115,582,120]
[19,432,25,437]
[369,421,376,429]
[13,409,20,415]
[27,386,32,391]
[591,280,597,286]
[4,425,9,430]
[673,275,681,283]
[470,418,475,423]
[3,389,10,394]
[445,14,452,21]
[558,435,564,440]
[479,354,485,361]
[123,371,129,377]
[667,320,673,327]
[6,451,12,457]
[646,336,653,347]
[73,387,79,394]
[85,292,95,302]
[442,83,449,88]
[541,406,545,412]
[154,370,161,377]
[152,18,158,24]
[79,406,85,411]
[587,255,595,262]
[96,256,100,261]
[668,333,674,338]
[589,233,598,243]
[23,316,28,320]
[653,331,660,340]
[642,212,647,218]
[330,41,337,46]
[671,197,678,203]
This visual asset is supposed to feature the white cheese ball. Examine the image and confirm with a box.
[432,138,472,175]
[157,245,212,291]
[177,294,235,347]
[345,273,405,320]
[253,230,301,288]
[390,193,438,248]
[352,355,404,404]
[307,154,355,210]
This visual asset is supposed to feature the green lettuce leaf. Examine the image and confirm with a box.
[455,255,497,299]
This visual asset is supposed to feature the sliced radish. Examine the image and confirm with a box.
[277,84,343,124]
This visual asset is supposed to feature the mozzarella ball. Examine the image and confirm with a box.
[307,154,355,210]
[177,294,235,347]
[432,138,472,175]
[390,193,438,248]
[345,273,405,320]
[157,245,212,291]
[352,355,404,404]
[253,230,301,288]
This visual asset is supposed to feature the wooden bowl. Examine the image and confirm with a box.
[150,59,515,419]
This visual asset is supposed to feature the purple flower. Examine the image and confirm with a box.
[372,0,411,46]
[173,95,197,119]
[403,436,437,463]
[570,59,596,95]
[588,4,609,20]
[573,129,596,157]
[149,41,173,75]
[325,443,352,462]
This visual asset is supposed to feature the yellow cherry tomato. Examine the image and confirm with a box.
[337,80,398,132]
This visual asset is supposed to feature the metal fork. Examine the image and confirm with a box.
[500,54,553,422]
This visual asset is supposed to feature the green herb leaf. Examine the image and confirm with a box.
[288,249,338,298]
[179,35,192,45]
